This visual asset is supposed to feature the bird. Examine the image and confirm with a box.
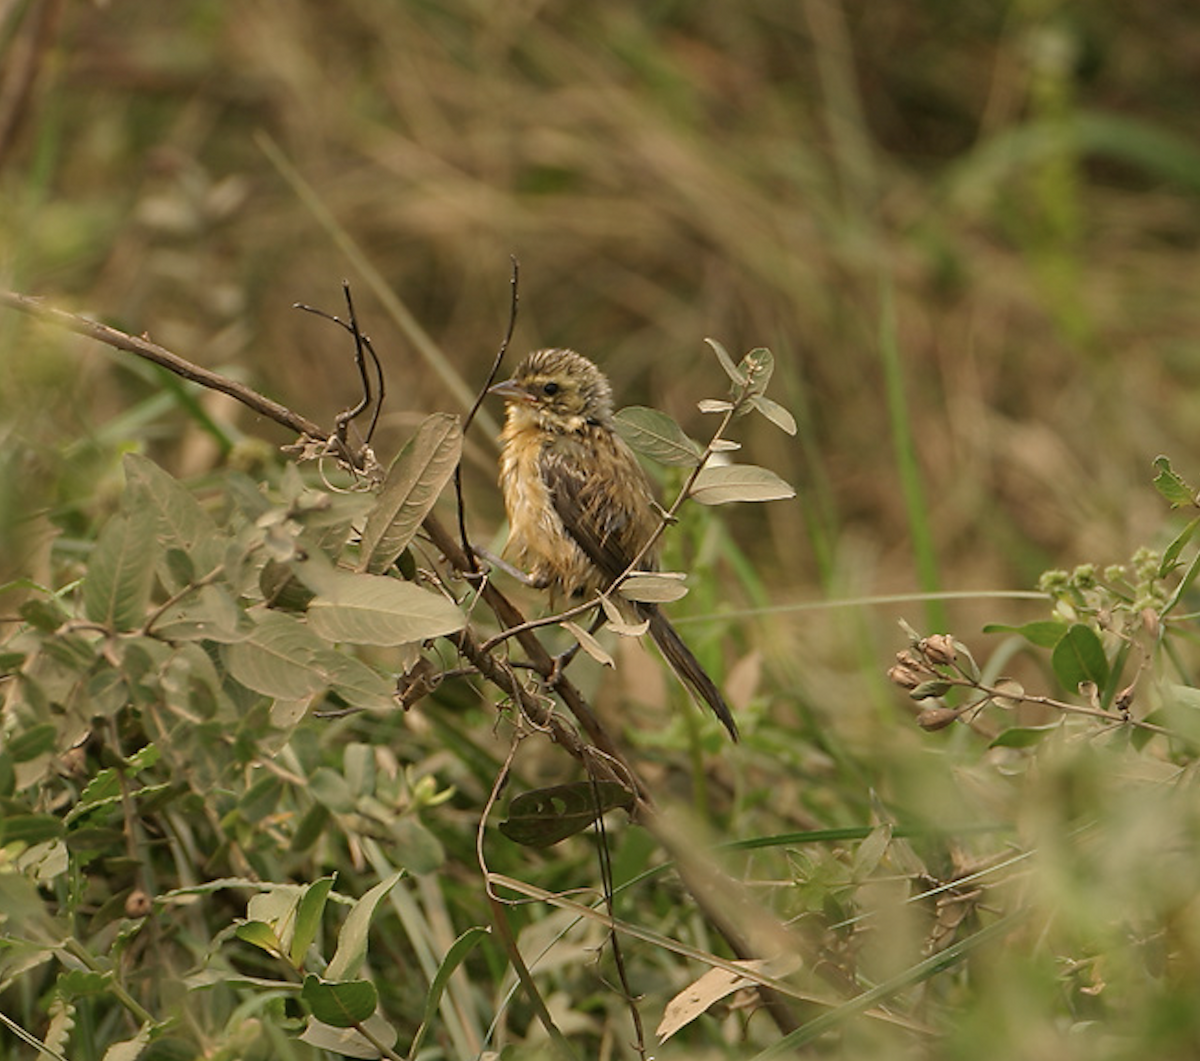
[490,348,739,741]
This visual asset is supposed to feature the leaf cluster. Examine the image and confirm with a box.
[0,330,804,1058]
[0,425,473,1057]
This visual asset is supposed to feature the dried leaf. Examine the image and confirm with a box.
[657,954,802,1042]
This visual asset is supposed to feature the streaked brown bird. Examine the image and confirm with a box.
[490,348,738,741]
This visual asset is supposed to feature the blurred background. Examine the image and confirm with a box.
[5,3,1200,1055]
[6,0,1200,763]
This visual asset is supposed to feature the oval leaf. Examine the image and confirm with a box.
[83,508,158,631]
[307,572,464,645]
[690,464,796,505]
[747,394,797,435]
[1051,623,1110,694]
[560,621,614,668]
[620,572,689,603]
[500,781,636,848]
[299,1013,398,1059]
[302,974,378,1028]
[124,453,223,576]
[613,407,703,466]
[983,620,1065,649]
[223,611,327,699]
[314,650,395,712]
[359,413,462,574]
[738,346,775,395]
[1,814,65,845]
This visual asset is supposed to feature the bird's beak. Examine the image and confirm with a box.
[488,378,530,402]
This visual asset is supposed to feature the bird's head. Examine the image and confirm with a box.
[489,348,614,433]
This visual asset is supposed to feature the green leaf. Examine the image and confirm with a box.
[989,724,1061,749]
[1144,685,1200,752]
[6,723,57,762]
[123,453,222,572]
[58,969,114,996]
[500,781,636,848]
[309,767,356,814]
[125,743,160,773]
[100,1022,152,1061]
[343,743,375,797]
[705,337,746,385]
[408,926,490,1059]
[910,679,952,700]
[291,876,336,968]
[151,584,248,643]
[290,804,331,853]
[302,974,378,1027]
[65,769,122,824]
[303,567,464,646]
[315,651,395,712]
[234,920,283,956]
[1160,514,1200,577]
[612,407,703,466]
[223,611,327,699]
[359,413,462,574]
[238,774,284,824]
[690,464,796,505]
[83,507,158,631]
[388,817,445,875]
[1,814,65,845]
[1050,623,1109,694]
[1153,455,1197,507]
[738,346,774,395]
[64,826,127,853]
[325,872,404,981]
[747,394,797,435]
[982,620,1065,648]
[18,598,69,633]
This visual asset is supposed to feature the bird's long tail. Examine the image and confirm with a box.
[642,605,739,741]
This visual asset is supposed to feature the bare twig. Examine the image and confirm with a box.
[0,289,336,450]
[455,256,521,578]
[294,280,386,447]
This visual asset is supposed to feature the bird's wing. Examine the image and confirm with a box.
[540,439,638,585]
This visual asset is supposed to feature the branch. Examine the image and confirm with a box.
[3,286,806,1035]
[0,290,338,451]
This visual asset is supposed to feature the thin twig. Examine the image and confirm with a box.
[456,257,521,577]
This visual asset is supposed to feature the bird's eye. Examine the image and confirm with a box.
[542,381,560,396]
